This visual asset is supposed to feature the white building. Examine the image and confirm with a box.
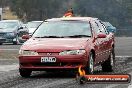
[0,8,2,20]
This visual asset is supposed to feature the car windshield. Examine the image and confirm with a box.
[27,22,42,28]
[0,22,18,29]
[32,21,92,38]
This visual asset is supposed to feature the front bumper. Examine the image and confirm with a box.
[0,38,6,43]
[0,34,16,43]
[0,38,16,43]
[19,55,87,71]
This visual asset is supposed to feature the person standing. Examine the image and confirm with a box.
[63,8,74,17]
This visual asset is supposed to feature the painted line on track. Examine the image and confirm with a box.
[0,64,18,72]
[115,56,132,58]
[0,49,19,51]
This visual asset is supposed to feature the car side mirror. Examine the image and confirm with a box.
[97,33,106,38]
[22,34,30,40]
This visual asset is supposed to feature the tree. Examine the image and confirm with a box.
[74,0,129,27]
[10,0,64,21]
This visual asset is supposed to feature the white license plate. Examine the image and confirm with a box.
[41,57,56,63]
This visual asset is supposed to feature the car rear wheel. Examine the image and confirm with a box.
[0,42,2,45]
[85,52,94,74]
[101,48,115,72]
[19,69,32,77]
[13,35,20,45]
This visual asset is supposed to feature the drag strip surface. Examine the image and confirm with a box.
[0,56,131,88]
[0,37,132,88]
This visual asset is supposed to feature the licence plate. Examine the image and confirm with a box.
[41,57,56,63]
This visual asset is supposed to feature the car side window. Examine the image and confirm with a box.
[96,20,108,35]
[99,21,109,34]
[90,20,101,34]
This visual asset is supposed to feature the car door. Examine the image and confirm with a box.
[96,20,111,60]
[90,20,104,64]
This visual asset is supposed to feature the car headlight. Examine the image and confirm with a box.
[19,50,38,55]
[59,50,86,55]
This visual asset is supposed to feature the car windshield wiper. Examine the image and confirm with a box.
[35,36,65,38]
[67,35,91,38]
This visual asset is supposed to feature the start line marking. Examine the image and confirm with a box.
[0,49,19,51]
[0,64,18,72]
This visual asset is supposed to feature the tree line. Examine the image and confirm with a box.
[0,0,132,28]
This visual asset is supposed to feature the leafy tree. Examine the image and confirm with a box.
[10,0,64,21]
[74,0,129,27]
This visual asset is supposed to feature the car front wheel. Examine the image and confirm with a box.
[19,69,32,77]
[85,52,94,74]
[13,35,20,45]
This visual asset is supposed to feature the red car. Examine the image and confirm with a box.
[19,17,115,77]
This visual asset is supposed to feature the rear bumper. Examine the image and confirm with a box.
[19,55,87,71]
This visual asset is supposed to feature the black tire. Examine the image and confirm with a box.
[101,48,115,72]
[0,42,2,45]
[19,69,32,77]
[85,52,94,74]
[76,75,87,84]
[13,35,20,45]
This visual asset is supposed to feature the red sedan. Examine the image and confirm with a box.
[19,17,115,77]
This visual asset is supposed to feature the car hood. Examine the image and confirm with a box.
[21,38,90,52]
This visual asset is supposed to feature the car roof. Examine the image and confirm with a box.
[46,17,98,22]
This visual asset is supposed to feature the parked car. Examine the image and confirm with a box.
[26,21,43,35]
[0,20,29,45]
[19,17,115,77]
[102,22,116,34]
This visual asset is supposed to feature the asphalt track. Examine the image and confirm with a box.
[0,37,132,88]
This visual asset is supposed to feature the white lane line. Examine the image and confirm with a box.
[128,84,132,88]
[0,49,19,51]
[116,56,132,58]
[0,64,18,72]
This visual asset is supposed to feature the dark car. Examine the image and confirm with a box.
[0,20,29,45]
[19,17,115,77]
[102,22,116,34]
